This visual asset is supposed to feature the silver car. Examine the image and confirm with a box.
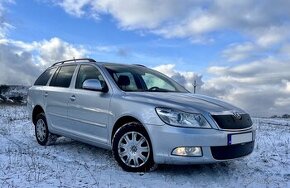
[27,58,255,172]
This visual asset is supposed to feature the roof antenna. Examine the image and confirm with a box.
[192,80,197,94]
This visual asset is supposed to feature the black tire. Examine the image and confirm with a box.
[112,122,155,172]
[35,113,57,146]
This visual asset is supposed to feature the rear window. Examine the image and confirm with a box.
[34,68,56,86]
[50,65,77,88]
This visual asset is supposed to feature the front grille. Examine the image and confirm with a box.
[211,141,254,160]
[211,114,252,130]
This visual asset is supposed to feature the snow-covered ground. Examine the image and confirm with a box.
[0,105,289,188]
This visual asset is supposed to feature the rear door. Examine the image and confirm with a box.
[28,67,57,119]
[67,65,112,145]
[44,65,77,133]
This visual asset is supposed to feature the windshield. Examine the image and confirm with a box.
[105,65,189,92]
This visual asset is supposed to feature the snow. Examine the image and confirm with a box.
[0,105,289,188]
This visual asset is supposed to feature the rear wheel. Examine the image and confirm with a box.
[35,113,57,146]
[112,122,155,172]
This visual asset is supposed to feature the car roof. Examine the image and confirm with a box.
[50,58,146,68]
[101,62,146,68]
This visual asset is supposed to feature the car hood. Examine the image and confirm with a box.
[124,92,245,114]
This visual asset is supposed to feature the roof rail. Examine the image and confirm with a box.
[132,64,146,67]
[51,58,96,67]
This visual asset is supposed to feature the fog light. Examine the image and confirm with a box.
[172,147,202,157]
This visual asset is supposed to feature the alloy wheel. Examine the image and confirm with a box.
[118,131,150,168]
[36,119,46,142]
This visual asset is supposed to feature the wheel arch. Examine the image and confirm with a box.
[32,105,45,125]
[111,115,149,143]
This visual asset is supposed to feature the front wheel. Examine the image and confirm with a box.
[112,122,155,172]
[35,113,57,146]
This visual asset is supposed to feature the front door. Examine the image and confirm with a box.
[67,65,111,145]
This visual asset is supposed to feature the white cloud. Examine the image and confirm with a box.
[53,0,290,45]
[0,0,14,38]
[153,13,222,39]
[202,59,290,116]
[275,97,290,107]
[57,0,92,17]
[38,37,87,65]
[222,42,257,62]
[0,37,87,85]
[0,44,39,85]
[255,26,287,47]
[282,80,290,93]
[151,61,290,117]
[92,0,191,29]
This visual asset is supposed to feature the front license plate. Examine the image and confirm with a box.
[228,132,253,145]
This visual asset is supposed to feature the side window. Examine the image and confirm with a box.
[75,65,107,89]
[50,65,76,88]
[114,72,138,91]
[34,68,56,86]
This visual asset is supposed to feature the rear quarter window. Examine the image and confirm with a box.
[34,68,56,86]
[50,65,77,88]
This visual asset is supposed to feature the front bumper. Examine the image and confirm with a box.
[146,123,255,164]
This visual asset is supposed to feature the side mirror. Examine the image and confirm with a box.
[82,79,104,91]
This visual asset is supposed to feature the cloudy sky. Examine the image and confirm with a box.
[0,0,290,117]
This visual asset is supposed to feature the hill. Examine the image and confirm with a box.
[0,85,29,104]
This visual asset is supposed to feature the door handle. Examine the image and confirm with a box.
[70,95,76,101]
[44,92,48,97]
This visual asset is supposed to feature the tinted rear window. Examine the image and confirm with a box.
[34,68,56,86]
[50,65,76,88]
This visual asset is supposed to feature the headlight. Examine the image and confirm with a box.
[155,107,211,128]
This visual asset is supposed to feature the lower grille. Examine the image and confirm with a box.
[212,114,252,130]
[211,141,254,160]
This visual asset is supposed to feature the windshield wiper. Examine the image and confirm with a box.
[145,88,173,92]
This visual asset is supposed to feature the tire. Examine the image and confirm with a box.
[112,122,155,172]
[35,113,57,146]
